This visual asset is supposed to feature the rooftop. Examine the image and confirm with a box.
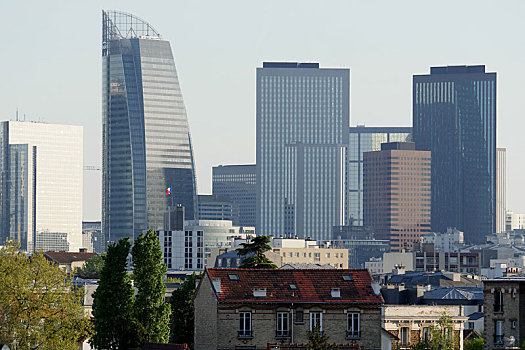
[263,62,320,69]
[44,251,97,264]
[205,268,381,304]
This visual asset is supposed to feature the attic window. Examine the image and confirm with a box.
[228,274,239,281]
[253,288,267,297]
[290,284,298,290]
[342,274,353,281]
[331,288,341,298]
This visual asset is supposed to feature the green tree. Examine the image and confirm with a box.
[76,254,105,279]
[91,238,136,350]
[238,235,278,269]
[132,230,171,347]
[0,240,92,349]
[409,313,458,350]
[464,338,483,350]
[170,272,200,347]
[307,323,334,350]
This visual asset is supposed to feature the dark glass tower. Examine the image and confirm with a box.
[102,11,197,245]
[413,65,496,243]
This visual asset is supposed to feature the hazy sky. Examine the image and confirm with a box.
[1,0,524,221]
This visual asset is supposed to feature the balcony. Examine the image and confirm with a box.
[346,330,361,339]
[238,330,253,339]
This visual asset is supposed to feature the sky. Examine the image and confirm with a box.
[1,0,524,221]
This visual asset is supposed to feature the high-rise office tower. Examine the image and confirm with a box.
[347,126,411,226]
[363,142,431,251]
[496,148,506,233]
[257,62,349,241]
[212,164,256,228]
[413,65,496,243]
[0,121,83,253]
[102,11,197,244]
[197,195,239,224]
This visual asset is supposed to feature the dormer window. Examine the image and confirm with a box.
[253,288,267,297]
[331,288,341,298]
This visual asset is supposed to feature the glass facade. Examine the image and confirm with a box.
[0,121,83,253]
[413,65,496,243]
[347,126,411,226]
[256,62,349,241]
[212,164,256,228]
[102,11,197,245]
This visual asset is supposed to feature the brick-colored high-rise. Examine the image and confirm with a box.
[363,142,431,252]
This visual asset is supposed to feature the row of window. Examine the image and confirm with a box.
[237,311,360,338]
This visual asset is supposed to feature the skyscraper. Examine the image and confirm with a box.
[257,62,349,241]
[496,148,506,233]
[102,11,197,244]
[0,121,83,253]
[347,126,412,226]
[212,164,256,227]
[413,65,496,243]
[363,142,431,251]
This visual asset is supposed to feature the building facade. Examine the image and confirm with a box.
[157,228,204,271]
[506,211,525,231]
[212,164,256,228]
[347,126,411,226]
[0,121,83,253]
[413,65,496,244]
[197,195,239,224]
[363,142,431,251]
[194,268,382,350]
[102,11,197,245]
[496,148,506,233]
[257,62,349,241]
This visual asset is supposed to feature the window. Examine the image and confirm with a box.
[495,320,503,344]
[347,312,360,338]
[238,312,251,338]
[276,312,289,337]
[295,310,304,323]
[422,327,430,341]
[400,327,409,344]
[310,312,322,331]
[494,289,503,312]
[228,273,239,281]
[512,320,517,329]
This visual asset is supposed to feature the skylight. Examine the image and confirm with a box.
[228,274,239,281]
[290,284,297,290]
[342,274,353,281]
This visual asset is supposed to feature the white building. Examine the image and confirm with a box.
[422,228,464,252]
[0,121,83,253]
[506,211,525,231]
[365,257,383,275]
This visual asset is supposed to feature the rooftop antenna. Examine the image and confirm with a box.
[16,108,19,121]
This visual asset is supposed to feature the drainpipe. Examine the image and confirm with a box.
[291,302,294,343]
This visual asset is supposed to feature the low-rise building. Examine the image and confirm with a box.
[365,257,383,275]
[383,305,468,350]
[422,228,464,253]
[483,275,525,349]
[194,268,383,350]
[43,250,97,274]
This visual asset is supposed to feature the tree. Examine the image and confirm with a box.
[307,323,334,350]
[170,272,200,347]
[409,313,458,350]
[91,238,136,350]
[464,338,483,350]
[238,235,278,269]
[0,240,91,349]
[76,254,105,279]
[132,230,171,347]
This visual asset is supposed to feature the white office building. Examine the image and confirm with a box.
[0,121,83,253]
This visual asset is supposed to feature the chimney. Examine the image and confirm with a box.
[212,278,221,293]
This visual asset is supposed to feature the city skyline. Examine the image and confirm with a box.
[1,1,525,220]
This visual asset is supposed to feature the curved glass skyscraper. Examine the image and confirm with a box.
[102,11,197,245]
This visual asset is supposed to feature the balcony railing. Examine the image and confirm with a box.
[238,330,252,338]
[346,330,360,339]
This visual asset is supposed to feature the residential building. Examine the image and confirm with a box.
[365,257,383,275]
[363,142,431,251]
[383,305,468,350]
[422,228,464,253]
[483,275,525,349]
[0,121,83,253]
[197,195,239,224]
[194,268,382,350]
[413,65,496,244]
[212,164,256,228]
[102,11,197,245]
[257,62,349,241]
[496,148,506,233]
[347,126,411,226]
[506,211,525,231]
[44,251,97,274]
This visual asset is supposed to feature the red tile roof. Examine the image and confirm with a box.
[44,251,97,264]
[205,268,382,304]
